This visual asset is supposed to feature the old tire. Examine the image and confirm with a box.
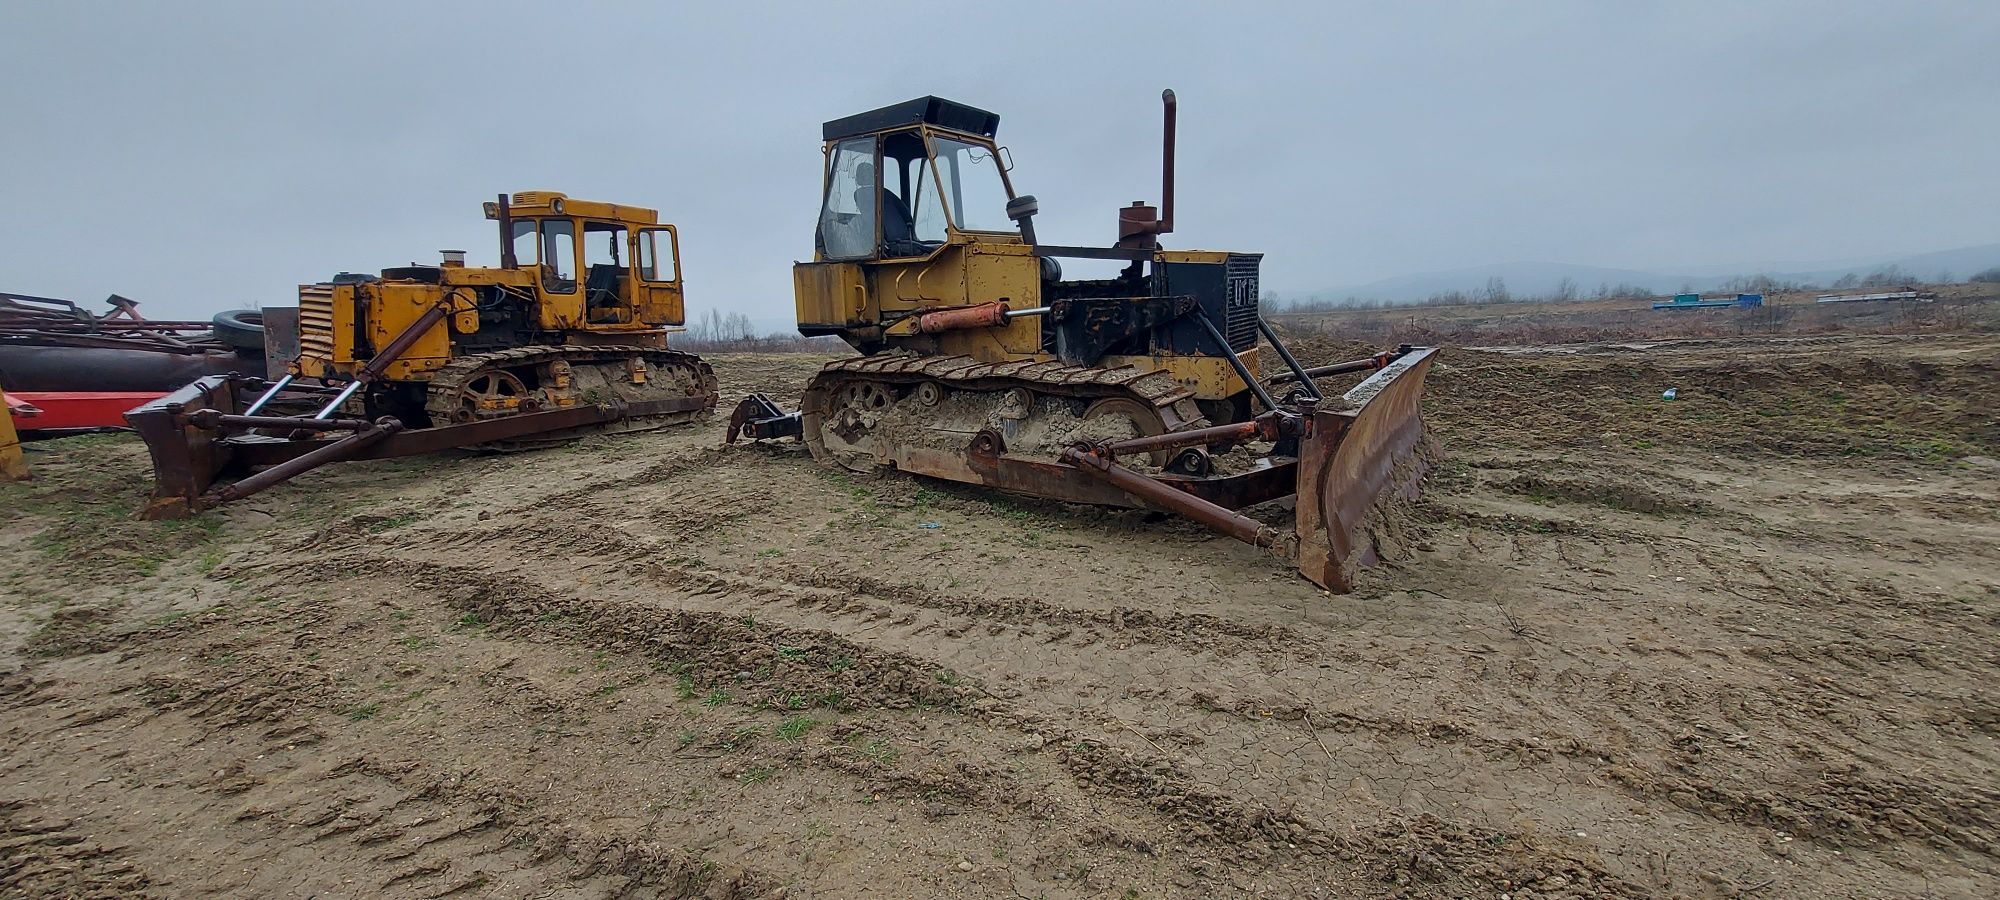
[210,309,265,351]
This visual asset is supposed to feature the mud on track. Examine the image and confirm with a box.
[2,337,1997,898]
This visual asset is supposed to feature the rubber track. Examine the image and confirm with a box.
[422,345,718,429]
[800,353,1210,468]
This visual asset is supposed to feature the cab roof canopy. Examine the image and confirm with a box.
[821,97,1000,143]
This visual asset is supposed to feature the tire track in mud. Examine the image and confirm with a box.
[2,631,794,897]
[1190,682,2000,863]
[0,799,154,898]
[1406,483,2000,867]
[258,502,1700,892]
[244,379,1999,891]
[241,551,1647,896]
[250,442,1997,892]
[314,504,1307,660]
[761,563,1304,656]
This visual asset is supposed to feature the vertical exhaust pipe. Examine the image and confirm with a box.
[1158,89,1176,236]
[1114,89,1181,249]
[496,193,517,269]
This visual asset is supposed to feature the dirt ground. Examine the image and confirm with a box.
[3,330,1997,898]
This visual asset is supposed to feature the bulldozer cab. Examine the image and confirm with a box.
[815,97,1015,263]
[486,192,685,330]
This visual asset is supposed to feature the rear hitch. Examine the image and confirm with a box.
[726,392,803,443]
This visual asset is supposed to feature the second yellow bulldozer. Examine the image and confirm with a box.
[730,92,1438,592]
[131,191,718,516]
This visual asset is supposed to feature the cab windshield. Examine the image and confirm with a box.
[928,135,1013,232]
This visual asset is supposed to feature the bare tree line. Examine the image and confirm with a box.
[676,307,846,353]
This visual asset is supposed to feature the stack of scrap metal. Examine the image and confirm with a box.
[0,293,267,400]
[1,292,227,354]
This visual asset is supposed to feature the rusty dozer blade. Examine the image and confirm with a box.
[1292,347,1438,591]
[125,374,259,519]
[124,374,403,519]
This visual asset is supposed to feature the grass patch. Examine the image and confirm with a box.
[859,738,899,764]
[820,470,874,501]
[366,512,421,533]
[775,716,817,741]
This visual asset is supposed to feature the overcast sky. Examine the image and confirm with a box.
[3,1,1994,325]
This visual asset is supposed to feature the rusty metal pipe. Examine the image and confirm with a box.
[917,302,1011,334]
[1061,446,1273,547]
[1100,410,1291,458]
[1265,350,1402,386]
[211,419,403,504]
[191,411,376,432]
[1159,89,1176,235]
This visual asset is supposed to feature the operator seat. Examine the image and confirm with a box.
[854,160,922,257]
[584,264,623,321]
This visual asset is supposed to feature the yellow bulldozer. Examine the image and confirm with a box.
[729,92,1437,591]
[130,192,718,517]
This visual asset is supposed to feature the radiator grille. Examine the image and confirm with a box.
[1223,253,1261,351]
[298,283,336,360]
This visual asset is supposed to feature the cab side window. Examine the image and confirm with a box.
[540,219,576,293]
[511,220,538,266]
[817,137,877,260]
[907,156,948,243]
[639,229,679,282]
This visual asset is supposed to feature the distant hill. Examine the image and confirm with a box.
[1301,243,2000,303]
